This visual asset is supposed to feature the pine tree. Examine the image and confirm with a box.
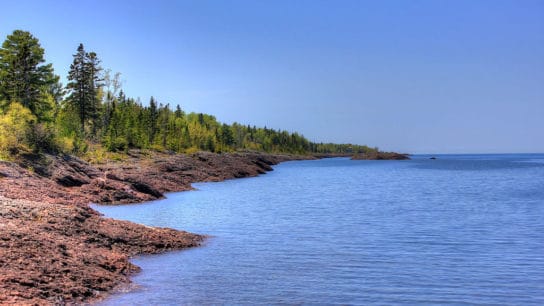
[66,43,102,135]
[86,51,103,135]
[147,97,158,143]
[174,104,184,118]
[220,123,235,148]
[0,30,59,119]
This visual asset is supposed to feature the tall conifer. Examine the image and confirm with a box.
[66,43,102,135]
[0,30,58,119]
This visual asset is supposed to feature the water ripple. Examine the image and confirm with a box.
[96,154,544,305]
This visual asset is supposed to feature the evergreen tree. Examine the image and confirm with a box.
[66,43,102,135]
[0,29,379,157]
[147,96,158,143]
[86,51,103,135]
[0,30,59,119]
[175,104,184,118]
[220,123,235,148]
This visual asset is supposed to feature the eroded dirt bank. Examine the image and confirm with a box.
[0,151,308,304]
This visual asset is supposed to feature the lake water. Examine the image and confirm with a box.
[95,154,544,305]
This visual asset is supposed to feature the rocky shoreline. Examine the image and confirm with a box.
[351,151,410,160]
[0,151,310,304]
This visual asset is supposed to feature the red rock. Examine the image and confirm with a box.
[0,150,311,304]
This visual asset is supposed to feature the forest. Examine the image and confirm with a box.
[0,30,376,159]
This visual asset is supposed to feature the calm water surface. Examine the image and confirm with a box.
[95,154,544,305]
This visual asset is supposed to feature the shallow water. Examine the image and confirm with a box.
[95,154,544,305]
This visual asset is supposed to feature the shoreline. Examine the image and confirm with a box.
[0,151,312,304]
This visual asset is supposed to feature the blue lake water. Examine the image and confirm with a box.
[95,154,544,305]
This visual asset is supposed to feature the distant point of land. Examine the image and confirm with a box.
[351,151,410,160]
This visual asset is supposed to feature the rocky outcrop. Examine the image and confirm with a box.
[0,150,310,304]
[351,151,410,160]
[0,196,202,305]
[0,151,304,206]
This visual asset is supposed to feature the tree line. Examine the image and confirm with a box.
[0,30,376,158]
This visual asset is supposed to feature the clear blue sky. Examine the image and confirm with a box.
[2,0,543,153]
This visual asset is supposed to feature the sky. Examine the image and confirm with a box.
[2,0,543,153]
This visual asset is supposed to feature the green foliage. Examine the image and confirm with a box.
[66,43,102,135]
[54,106,87,154]
[0,102,36,155]
[83,143,127,164]
[26,122,58,153]
[0,101,68,155]
[0,30,60,121]
[0,29,377,159]
[104,135,128,152]
[93,97,360,155]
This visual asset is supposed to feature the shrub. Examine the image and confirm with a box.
[56,136,75,153]
[184,146,200,154]
[104,136,128,152]
[26,122,58,153]
[0,102,36,155]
